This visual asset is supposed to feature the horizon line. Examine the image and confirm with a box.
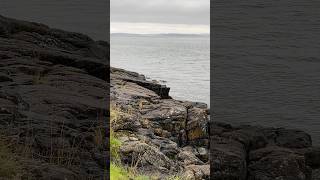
[111,32,210,35]
[111,22,210,35]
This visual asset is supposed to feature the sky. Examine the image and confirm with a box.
[110,0,210,34]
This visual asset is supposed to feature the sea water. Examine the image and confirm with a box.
[111,34,210,106]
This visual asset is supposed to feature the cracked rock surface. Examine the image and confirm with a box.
[111,67,210,179]
[0,15,108,179]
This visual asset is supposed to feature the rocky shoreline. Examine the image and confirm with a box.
[1,14,320,180]
[110,67,210,179]
[111,66,320,180]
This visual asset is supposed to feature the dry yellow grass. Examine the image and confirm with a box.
[0,139,21,179]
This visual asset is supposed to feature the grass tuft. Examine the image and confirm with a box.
[110,130,122,161]
[0,140,21,178]
[110,163,150,180]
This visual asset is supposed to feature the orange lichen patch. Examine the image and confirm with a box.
[187,128,205,141]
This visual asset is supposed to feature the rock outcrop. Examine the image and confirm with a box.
[110,30,320,180]
[210,122,320,180]
[110,67,210,179]
[0,15,108,179]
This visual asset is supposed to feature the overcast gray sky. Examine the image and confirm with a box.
[111,0,210,34]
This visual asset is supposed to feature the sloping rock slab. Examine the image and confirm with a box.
[0,15,109,179]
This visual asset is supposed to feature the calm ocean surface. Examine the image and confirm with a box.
[111,34,210,106]
[213,1,320,145]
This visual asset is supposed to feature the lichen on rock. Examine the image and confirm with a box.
[110,67,210,179]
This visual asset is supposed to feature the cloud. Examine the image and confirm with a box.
[111,0,210,25]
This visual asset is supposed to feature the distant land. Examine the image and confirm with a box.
[111,33,210,37]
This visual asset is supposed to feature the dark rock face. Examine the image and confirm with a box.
[210,122,319,180]
[0,15,108,179]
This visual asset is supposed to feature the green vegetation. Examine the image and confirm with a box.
[110,105,150,180]
[0,140,21,179]
[110,163,150,180]
[110,104,182,180]
[110,104,123,162]
[110,129,151,180]
[110,130,122,162]
[110,163,128,180]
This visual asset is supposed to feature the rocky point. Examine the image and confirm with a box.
[110,67,210,179]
